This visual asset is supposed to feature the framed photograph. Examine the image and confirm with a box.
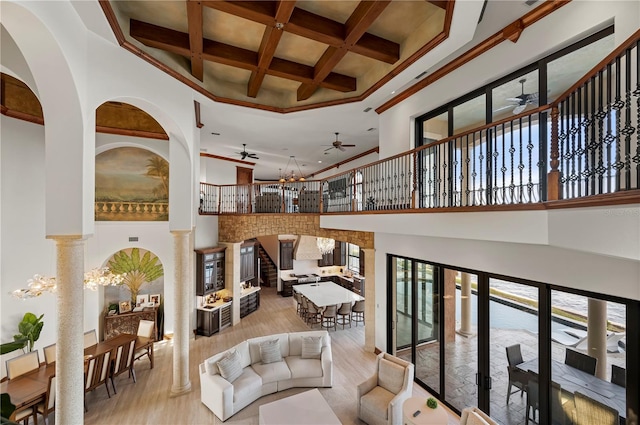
[136,294,149,307]
[119,300,132,314]
[150,294,161,306]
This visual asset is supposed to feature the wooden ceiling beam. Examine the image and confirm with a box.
[297,1,391,101]
[130,19,355,92]
[186,0,204,81]
[203,1,399,64]
[247,1,297,98]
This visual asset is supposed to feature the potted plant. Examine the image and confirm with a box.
[0,313,44,355]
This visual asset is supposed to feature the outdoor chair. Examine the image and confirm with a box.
[572,391,619,425]
[505,344,528,404]
[611,364,625,387]
[525,370,567,425]
[6,351,40,380]
[564,348,597,375]
[357,352,414,425]
[606,332,625,353]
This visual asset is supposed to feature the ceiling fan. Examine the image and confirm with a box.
[496,78,539,115]
[236,144,259,160]
[324,132,356,152]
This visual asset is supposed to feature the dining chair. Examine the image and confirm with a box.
[321,304,338,331]
[43,343,57,365]
[9,404,38,425]
[336,302,352,329]
[525,370,567,425]
[611,364,626,387]
[37,374,56,425]
[84,350,112,398]
[110,338,137,393]
[572,391,619,425]
[83,329,98,348]
[564,348,597,375]
[134,320,155,369]
[505,344,528,404]
[6,350,40,380]
[352,299,365,326]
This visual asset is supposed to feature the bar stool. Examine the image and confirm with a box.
[337,302,352,329]
[306,302,323,328]
[293,291,302,316]
[300,296,310,322]
[321,304,338,331]
[352,299,365,326]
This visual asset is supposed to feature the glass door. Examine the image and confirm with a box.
[395,257,412,351]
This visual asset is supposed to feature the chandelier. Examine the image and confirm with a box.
[316,237,335,255]
[279,156,305,183]
[11,267,126,299]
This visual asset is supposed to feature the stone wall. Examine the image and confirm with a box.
[218,214,374,248]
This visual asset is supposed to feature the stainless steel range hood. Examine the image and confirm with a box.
[293,235,322,260]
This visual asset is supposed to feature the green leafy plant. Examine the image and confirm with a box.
[108,248,164,304]
[426,397,438,409]
[0,313,44,354]
[1,393,16,423]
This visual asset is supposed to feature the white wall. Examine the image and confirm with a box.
[200,155,254,185]
[313,151,380,180]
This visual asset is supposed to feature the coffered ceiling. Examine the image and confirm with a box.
[105,0,451,111]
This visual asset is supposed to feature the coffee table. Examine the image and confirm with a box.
[402,397,448,425]
[258,389,341,425]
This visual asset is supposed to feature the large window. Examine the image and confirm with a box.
[347,243,360,273]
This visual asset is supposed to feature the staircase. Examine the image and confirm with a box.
[258,245,278,288]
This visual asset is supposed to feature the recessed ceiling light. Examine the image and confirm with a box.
[391,91,396,94]
[318,160,322,163]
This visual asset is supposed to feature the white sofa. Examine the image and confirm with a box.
[199,330,332,421]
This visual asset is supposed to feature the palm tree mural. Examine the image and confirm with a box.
[108,248,164,304]
[145,156,169,200]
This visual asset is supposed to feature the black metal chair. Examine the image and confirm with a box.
[573,391,619,425]
[564,348,597,375]
[611,364,626,387]
[506,344,528,404]
[525,370,567,425]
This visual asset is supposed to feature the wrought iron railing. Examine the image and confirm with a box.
[199,30,639,215]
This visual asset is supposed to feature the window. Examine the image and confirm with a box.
[347,243,360,273]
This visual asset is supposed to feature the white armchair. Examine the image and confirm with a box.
[357,352,414,425]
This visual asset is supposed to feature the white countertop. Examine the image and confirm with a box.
[293,281,364,308]
[197,299,232,312]
[239,286,261,298]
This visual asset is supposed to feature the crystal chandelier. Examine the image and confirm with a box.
[316,237,336,255]
[279,156,305,183]
[11,267,126,299]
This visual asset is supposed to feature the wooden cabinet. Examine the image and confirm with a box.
[317,251,333,267]
[279,240,294,270]
[104,308,158,340]
[281,279,298,297]
[195,247,226,296]
[240,290,260,317]
[196,308,220,337]
[333,241,346,266]
[359,249,365,276]
[240,242,256,283]
[353,277,365,297]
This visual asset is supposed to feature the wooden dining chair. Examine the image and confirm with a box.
[110,338,137,393]
[37,374,56,425]
[134,320,155,369]
[6,350,40,380]
[84,350,112,400]
[564,348,597,375]
[83,329,98,348]
[9,404,38,425]
[43,343,57,365]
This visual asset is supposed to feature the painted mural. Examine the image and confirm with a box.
[95,147,169,221]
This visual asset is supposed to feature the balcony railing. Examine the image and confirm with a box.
[200,30,639,215]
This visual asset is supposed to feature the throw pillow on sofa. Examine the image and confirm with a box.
[259,339,282,364]
[301,336,323,359]
[217,349,243,383]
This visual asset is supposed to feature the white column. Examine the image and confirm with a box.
[587,298,608,379]
[171,230,192,396]
[53,236,85,425]
[458,272,474,337]
[363,248,375,352]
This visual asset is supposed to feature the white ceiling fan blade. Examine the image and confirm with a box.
[493,105,515,112]
[338,146,346,151]
[505,97,523,103]
[513,104,527,114]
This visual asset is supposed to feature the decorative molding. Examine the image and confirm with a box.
[95,126,169,140]
[200,152,256,166]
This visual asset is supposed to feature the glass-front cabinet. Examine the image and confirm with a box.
[195,247,226,296]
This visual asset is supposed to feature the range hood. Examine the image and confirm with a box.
[293,235,322,260]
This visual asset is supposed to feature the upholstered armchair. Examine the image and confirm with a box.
[357,352,414,425]
[460,407,498,425]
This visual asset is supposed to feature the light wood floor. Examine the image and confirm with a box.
[79,286,460,425]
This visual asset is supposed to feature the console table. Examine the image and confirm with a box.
[104,307,158,340]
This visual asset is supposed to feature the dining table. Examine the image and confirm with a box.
[293,281,364,308]
[1,333,137,413]
[517,358,626,421]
